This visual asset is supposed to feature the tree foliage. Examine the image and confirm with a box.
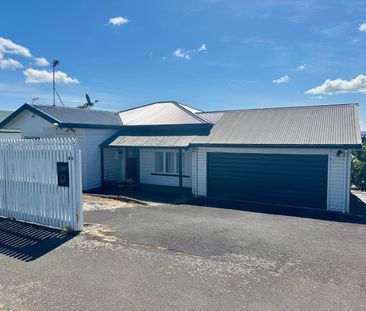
[352,137,366,190]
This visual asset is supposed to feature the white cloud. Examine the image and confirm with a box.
[272,75,290,84]
[0,36,32,58]
[310,95,326,99]
[290,64,306,71]
[172,44,208,60]
[108,16,129,26]
[305,74,366,95]
[35,57,49,67]
[0,58,23,70]
[196,44,208,52]
[359,23,366,32]
[23,68,79,84]
[173,48,190,59]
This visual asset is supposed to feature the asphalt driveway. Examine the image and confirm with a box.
[0,200,366,311]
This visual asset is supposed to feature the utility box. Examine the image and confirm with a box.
[57,162,70,187]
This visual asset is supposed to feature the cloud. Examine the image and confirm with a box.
[173,48,190,59]
[35,57,49,67]
[0,36,32,58]
[0,58,23,70]
[305,74,366,95]
[23,68,79,84]
[108,16,129,26]
[290,64,306,71]
[272,75,290,84]
[310,95,326,99]
[196,44,207,52]
[172,44,208,60]
[359,23,366,32]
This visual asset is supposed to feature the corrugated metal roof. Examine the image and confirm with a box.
[32,105,122,127]
[197,112,225,124]
[118,101,209,125]
[192,104,361,147]
[0,110,12,122]
[108,135,197,148]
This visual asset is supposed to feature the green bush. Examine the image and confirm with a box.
[352,138,366,190]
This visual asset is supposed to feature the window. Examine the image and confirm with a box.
[154,151,191,176]
[155,152,164,172]
[166,152,176,173]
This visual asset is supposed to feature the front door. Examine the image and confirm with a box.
[126,148,139,181]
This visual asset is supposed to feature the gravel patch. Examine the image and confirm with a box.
[83,194,143,211]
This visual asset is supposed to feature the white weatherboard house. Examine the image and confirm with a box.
[0,104,121,190]
[0,102,361,213]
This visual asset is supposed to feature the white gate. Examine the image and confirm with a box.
[0,138,82,231]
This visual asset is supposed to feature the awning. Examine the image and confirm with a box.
[106,135,197,148]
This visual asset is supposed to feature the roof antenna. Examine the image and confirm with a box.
[31,97,39,104]
[52,60,64,106]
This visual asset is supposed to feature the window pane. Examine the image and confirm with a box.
[166,152,175,173]
[181,152,186,174]
[155,152,164,172]
[185,152,191,175]
[176,152,180,174]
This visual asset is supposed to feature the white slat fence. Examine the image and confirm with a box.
[0,138,82,231]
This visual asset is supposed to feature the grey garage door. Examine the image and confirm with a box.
[207,153,328,209]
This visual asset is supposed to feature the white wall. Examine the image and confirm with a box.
[3,109,119,190]
[79,129,119,190]
[5,110,52,138]
[103,147,125,182]
[192,147,352,213]
[139,148,192,188]
[0,131,21,139]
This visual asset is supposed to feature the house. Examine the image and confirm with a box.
[0,110,21,139]
[0,101,361,213]
[101,102,361,213]
[0,104,122,190]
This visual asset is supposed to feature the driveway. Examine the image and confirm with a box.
[0,199,365,311]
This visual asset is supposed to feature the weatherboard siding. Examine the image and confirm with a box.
[139,149,192,188]
[4,110,52,138]
[195,147,207,197]
[103,147,125,182]
[81,128,119,190]
[192,147,351,212]
[328,149,352,212]
[0,131,21,139]
[3,110,118,190]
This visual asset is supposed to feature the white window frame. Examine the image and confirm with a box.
[153,150,190,176]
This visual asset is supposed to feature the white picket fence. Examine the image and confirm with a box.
[0,138,82,231]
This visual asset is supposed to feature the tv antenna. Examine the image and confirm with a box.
[52,59,64,106]
[31,97,39,104]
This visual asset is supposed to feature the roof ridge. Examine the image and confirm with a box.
[172,102,211,124]
[32,104,118,114]
[197,103,359,114]
[117,101,179,114]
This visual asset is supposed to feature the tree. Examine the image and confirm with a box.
[352,136,366,190]
[78,94,98,109]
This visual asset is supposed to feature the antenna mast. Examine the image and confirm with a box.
[52,60,61,106]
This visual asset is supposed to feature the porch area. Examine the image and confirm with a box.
[101,145,194,204]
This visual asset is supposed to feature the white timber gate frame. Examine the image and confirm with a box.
[0,138,82,231]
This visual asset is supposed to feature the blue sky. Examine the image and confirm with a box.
[0,0,366,128]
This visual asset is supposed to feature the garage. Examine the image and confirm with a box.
[207,152,328,209]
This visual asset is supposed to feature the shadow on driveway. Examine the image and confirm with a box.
[189,195,366,225]
[0,217,78,262]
